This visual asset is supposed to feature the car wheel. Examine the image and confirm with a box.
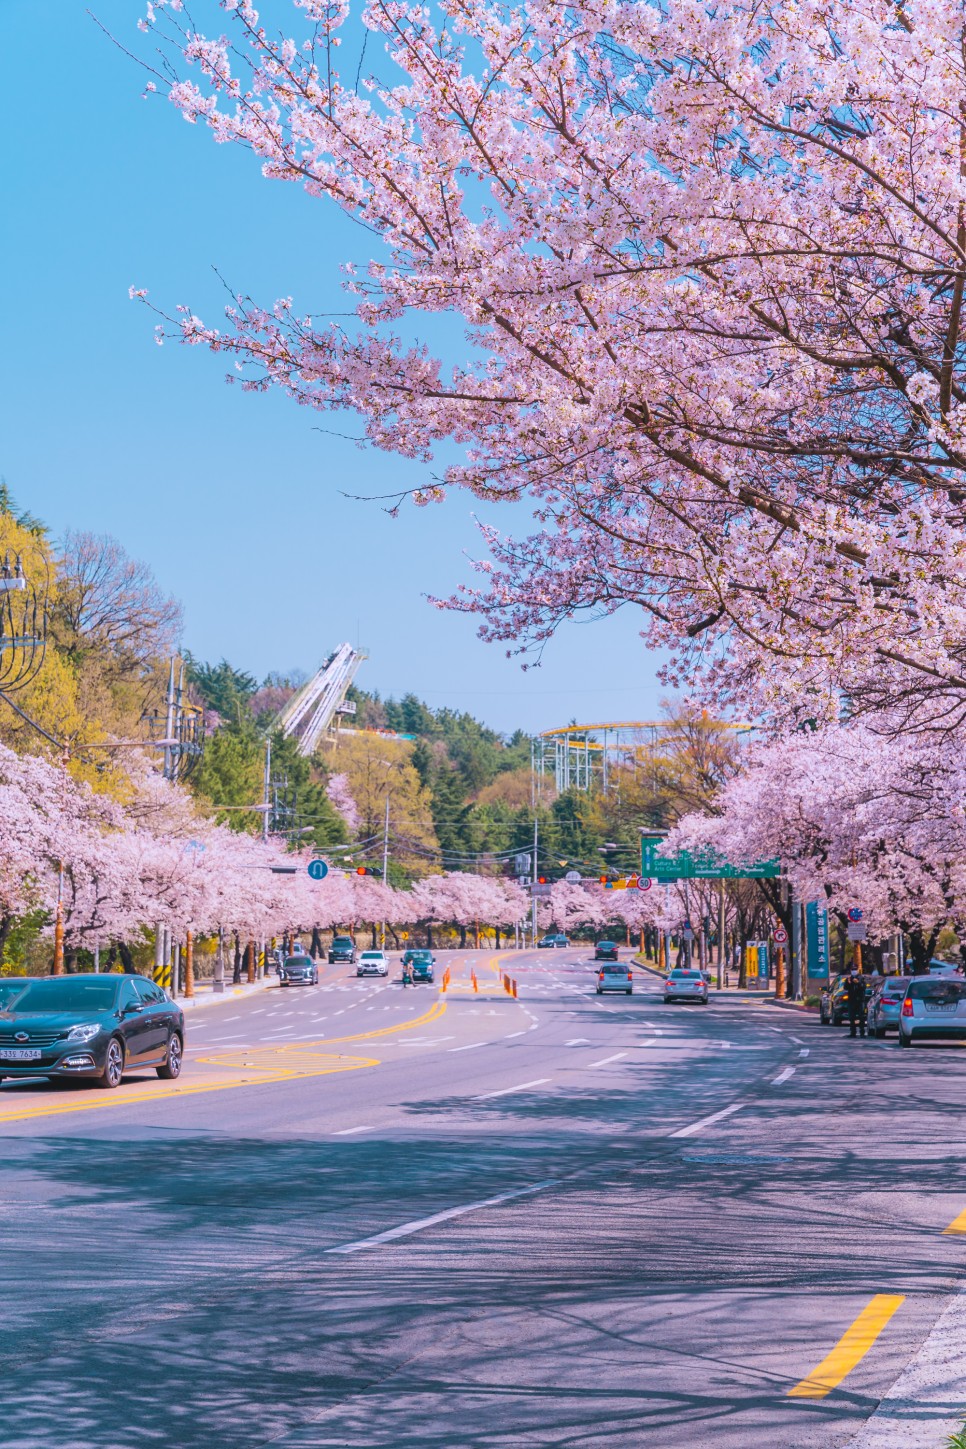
[156,1033,183,1080]
[97,1037,125,1090]
[832,1012,842,1026]
[873,1026,885,1039]
[898,1031,912,1048]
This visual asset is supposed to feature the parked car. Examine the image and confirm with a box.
[928,958,965,977]
[821,972,880,1025]
[898,976,966,1047]
[597,963,633,995]
[357,951,389,978]
[278,955,319,987]
[0,974,184,1089]
[595,941,619,961]
[329,935,357,966]
[537,935,557,949]
[551,933,568,947]
[866,977,911,1037]
[664,968,709,1004]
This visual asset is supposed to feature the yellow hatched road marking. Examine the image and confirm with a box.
[944,1207,966,1234]
[787,1295,906,1398]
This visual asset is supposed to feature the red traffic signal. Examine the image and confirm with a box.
[356,866,366,875]
[538,876,547,885]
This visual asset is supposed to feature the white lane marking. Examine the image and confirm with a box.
[326,1180,558,1256]
[449,1041,487,1052]
[223,1015,242,1022]
[474,1078,551,1101]
[505,1031,526,1039]
[790,1035,804,1045]
[799,1048,809,1058]
[669,1103,744,1139]
[772,1066,796,1085]
[588,1052,628,1068]
[333,1125,374,1136]
[565,1039,593,1046]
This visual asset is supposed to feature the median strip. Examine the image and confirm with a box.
[787,1294,905,1398]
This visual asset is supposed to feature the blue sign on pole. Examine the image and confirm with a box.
[756,943,769,980]
[805,902,830,979]
[307,859,329,882]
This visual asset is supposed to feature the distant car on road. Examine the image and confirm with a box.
[867,977,911,1037]
[357,951,389,978]
[664,969,708,1004]
[0,974,184,1089]
[551,933,568,948]
[402,949,435,983]
[597,963,633,995]
[898,976,966,1047]
[329,936,357,966]
[928,958,965,977]
[537,935,556,949]
[594,941,619,961]
[278,956,319,987]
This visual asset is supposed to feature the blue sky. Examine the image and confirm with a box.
[1,0,669,735]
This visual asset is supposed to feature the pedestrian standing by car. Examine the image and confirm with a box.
[846,967,866,1038]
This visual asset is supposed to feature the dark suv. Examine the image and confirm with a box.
[329,936,357,966]
[820,972,880,1025]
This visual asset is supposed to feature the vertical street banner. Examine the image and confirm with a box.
[805,902,830,979]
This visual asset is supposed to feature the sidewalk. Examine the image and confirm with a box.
[176,975,276,1012]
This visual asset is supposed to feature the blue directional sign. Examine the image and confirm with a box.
[307,859,329,881]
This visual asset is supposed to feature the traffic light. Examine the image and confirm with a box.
[599,874,608,885]
[356,866,366,875]
[538,876,547,885]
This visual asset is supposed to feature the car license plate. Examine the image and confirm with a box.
[0,1047,42,1061]
[926,1003,957,1012]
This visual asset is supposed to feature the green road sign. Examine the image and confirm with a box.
[641,837,780,882]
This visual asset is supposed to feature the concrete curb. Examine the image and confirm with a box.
[177,976,276,1012]
[845,1288,966,1447]
[767,997,820,1015]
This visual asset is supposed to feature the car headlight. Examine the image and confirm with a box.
[66,1022,102,1043]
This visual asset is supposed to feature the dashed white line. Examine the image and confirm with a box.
[333,1125,374,1136]
[790,1035,805,1045]
[772,1066,796,1085]
[588,1052,628,1068]
[474,1078,551,1101]
[505,1031,526,1039]
[449,1041,487,1052]
[325,1179,559,1256]
[799,1048,809,1058]
[669,1103,744,1139]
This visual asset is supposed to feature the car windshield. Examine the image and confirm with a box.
[361,953,382,960]
[0,980,27,1006]
[333,938,352,946]
[601,965,625,974]
[597,942,615,949]
[880,979,910,997]
[908,980,966,1002]
[284,958,309,966]
[10,978,119,1013]
[670,970,701,979]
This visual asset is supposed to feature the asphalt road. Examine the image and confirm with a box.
[1,948,965,1448]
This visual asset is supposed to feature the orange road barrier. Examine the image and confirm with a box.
[512,979,518,998]
[472,970,478,993]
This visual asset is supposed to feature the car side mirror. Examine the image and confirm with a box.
[122,1002,143,1016]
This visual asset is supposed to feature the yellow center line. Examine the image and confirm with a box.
[0,1054,379,1124]
[787,1294,906,1398]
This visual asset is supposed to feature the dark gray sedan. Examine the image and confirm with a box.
[0,974,184,1089]
[279,955,319,987]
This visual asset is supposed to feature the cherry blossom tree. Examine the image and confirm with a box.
[134,0,966,727]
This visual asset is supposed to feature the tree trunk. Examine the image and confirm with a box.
[233,933,242,984]
[117,942,138,974]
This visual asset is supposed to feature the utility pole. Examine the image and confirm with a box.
[791,882,802,999]
[262,735,272,843]
[717,880,725,991]
[380,796,390,949]
[530,816,538,948]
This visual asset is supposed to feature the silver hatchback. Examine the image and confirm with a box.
[867,977,910,1037]
[664,969,709,1004]
[597,964,633,995]
[898,977,966,1047]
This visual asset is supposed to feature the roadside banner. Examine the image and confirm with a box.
[805,902,830,979]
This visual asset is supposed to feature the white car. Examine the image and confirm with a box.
[664,968,709,1004]
[357,951,389,978]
